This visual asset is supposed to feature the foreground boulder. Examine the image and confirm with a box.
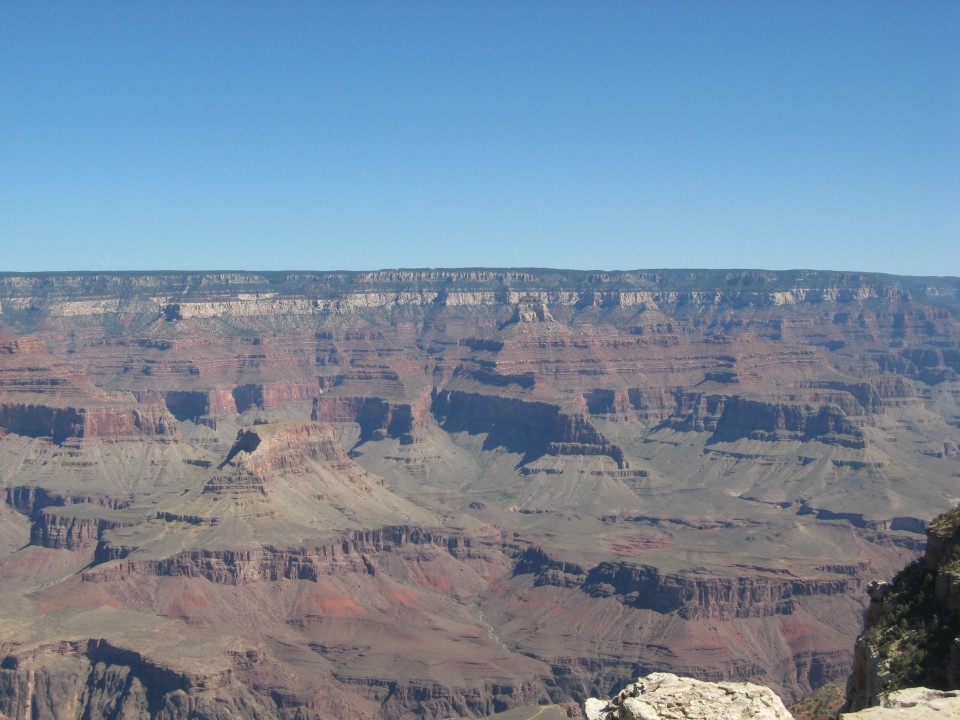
[584,672,793,720]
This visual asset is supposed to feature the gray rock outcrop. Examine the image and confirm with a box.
[584,672,793,720]
[840,687,960,719]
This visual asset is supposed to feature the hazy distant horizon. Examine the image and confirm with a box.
[1,266,957,282]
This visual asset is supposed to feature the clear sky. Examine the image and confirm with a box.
[1,2,958,276]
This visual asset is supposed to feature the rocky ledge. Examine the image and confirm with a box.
[840,687,960,719]
[584,674,960,720]
[584,672,793,720]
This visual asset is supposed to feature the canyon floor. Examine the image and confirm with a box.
[0,269,958,719]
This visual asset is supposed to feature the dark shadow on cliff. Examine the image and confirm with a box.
[430,389,553,465]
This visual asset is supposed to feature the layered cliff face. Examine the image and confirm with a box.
[0,334,178,442]
[1,269,959,718]
[0,640,281,720]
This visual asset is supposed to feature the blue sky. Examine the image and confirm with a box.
[1,2,958,275]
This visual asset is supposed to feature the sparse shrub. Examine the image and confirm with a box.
[864,508,960,694]
[787,683,845,720]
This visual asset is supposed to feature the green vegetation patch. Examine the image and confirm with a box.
[865,555,960,692]
[787,682,845,720]
[929,505,960,544]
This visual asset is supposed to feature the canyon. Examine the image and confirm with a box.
[0,268,958,718]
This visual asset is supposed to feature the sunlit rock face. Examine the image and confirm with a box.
[1,269,959,717]
[584,672,794,720]
[840,688,960,719]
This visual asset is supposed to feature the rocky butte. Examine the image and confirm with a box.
[0,268,958,719]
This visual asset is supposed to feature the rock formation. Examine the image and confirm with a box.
[840,687,960,719]
[584,672,793,720]
[0,269,958,717]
